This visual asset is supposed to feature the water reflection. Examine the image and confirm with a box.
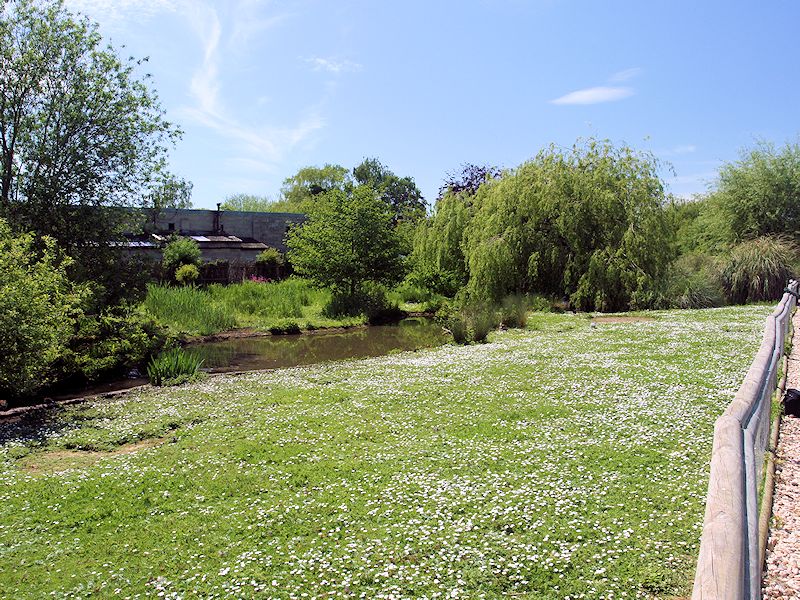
[191,317,449,373]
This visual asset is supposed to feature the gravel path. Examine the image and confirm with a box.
[763,309,800,600]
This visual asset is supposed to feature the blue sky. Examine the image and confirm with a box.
[66,0,800,209]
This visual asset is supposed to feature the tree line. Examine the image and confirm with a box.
[1,0,798,401]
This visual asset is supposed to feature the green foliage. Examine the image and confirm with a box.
[664,253,725,309]
[438,302,499,344]
[0,220,87,397]
[162,237,201,275]
[175,264,199,285]
[60,307,169,383]
[276,164,351,213]
[669,195,733,255]
[142,284,236,336]
[499,295,529,328]
[146,347,204,386]
[287,184,406,298]
[717,140,800,243]
[255,247,285,267]
[353,157,426,223]
[141,279,356,335]
[411,191,472,296]
[220,193,275,212]
[0,0,180,293]
[460,139,674,311]
[325,283,404,325]
[721,236,798,304]
[268,321,302,335]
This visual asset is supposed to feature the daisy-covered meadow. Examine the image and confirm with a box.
[0,306,772,599]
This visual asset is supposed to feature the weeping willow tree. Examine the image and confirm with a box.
[457,140,675,311]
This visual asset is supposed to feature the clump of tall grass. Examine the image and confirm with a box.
[142,284,236,335]
[666,253,726,309]
[721,236,797,304]
[147,347,204,386]
[207,278,313,319]
[438,302,499,344]
[499,295,529,328]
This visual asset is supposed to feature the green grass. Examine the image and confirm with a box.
[142,277,365,336]
[0,305,773,598]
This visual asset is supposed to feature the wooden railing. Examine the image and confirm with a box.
[692,280,798,599]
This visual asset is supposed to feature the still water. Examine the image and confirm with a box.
[190,317,449,373]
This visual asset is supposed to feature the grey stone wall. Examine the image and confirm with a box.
[148,208,305,252]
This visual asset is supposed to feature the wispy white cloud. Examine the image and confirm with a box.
[551,67,642,106]
[65,0,179,25]
[305,57,363,74]
[658,144,697,156]
[609,67,642,83]
[551,86,634,105]
[176,2,324,163]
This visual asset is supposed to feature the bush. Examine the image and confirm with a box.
[437,301,499,344]
[499,295,529,328]
[269,321,302,335]
[162,237,201,276]
[0,220,88,398]
[59,308,170,383]
[665,253,725,309]
[255,247,285,268]
[325,283,404,324]
[721,236,798,304]
[147,347,204,386]
[175,263,199,285]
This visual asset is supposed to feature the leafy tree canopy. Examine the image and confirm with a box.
[276,164,351,213]
[437,163,502,200]
[0,0,180,292]
[716,140,800,243]
[219,193,275,212]
[286,184,406,296]
[461,140,675,311]
[353,158,426,222]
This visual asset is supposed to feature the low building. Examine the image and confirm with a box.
[128,206,306,264]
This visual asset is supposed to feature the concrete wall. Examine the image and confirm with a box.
[150,208,305,252]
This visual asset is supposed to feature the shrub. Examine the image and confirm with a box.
[721,236,797,304]
[162,237,201,275]
[175,264,199,285]
[437,301,499,344]
[147,347,204,386]
[325,283,404,324]
[0,220,88,398]
[269,321,302,335]
[665,253,725,309]
[499,295,529,328]
[59,307,169,383]
[255,247,285,268]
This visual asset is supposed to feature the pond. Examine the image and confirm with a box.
[3,318,450,412]
[190,317,449,373]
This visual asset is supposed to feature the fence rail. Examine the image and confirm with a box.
[692,279,798,600]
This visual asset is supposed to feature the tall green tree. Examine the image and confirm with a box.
[456,140,674,311]
[716,140,800,243]
[353,157,425,223]
[0,0,179,287]
[275,164,351,213]
[220,193,274,212]
[286,185,405,296]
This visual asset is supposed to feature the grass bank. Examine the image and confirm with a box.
[142,277,365,336]
[0,306,772,598]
